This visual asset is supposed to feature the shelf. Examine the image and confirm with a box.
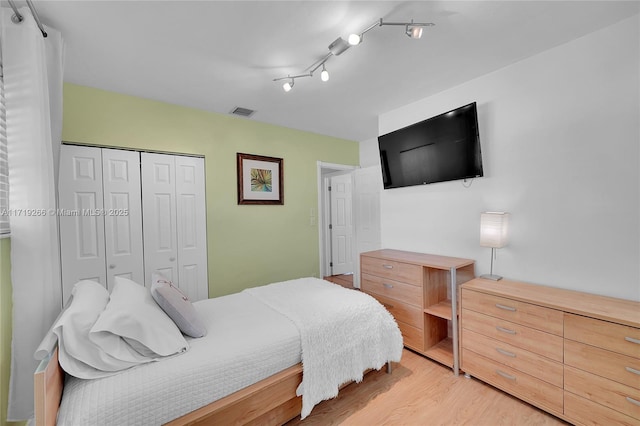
[424,337,453,368]
[424,300,453,320]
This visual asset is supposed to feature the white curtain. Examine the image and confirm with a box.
[0,7,64,421]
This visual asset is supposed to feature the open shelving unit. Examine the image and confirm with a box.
[360,249,475,375]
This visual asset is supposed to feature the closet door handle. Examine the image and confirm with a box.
[496,370,516,381]
[496,326,516,335]
[382,264,393,269]
[625,366,640,376]
[627,397,640,407]
[383,283,394,289]
[496,348,516,358]
[625,336,640,345]
[495,303,516,312]
[108,264,116,269]
[169,257,176,262]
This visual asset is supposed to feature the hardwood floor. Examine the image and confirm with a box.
[286,349,567,425]
[323,274,354,289]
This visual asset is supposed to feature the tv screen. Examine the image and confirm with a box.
[378,102,483,189]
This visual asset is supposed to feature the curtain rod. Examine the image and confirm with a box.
[7,0,48,38]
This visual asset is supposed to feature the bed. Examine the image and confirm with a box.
[34,277,403,425]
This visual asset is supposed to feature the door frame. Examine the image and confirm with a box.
[316,161,358,279]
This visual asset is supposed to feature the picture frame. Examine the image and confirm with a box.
[237,153,284,205]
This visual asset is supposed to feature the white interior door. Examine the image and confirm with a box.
[353,166,383,288]
[175,155,208,300]
[59,145,106,299]
[141,152,178,286]
[329,173,354,275]
[102,149,144,289]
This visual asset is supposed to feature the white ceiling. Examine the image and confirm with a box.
[26,1,640,142]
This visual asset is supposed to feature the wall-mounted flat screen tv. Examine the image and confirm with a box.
[378,102,483,189]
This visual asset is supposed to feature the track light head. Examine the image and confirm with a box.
[328,37,350,56]
[406,25,424,39]
[283,79,294,92]
[348,33,361,46]
[320,64,329,82]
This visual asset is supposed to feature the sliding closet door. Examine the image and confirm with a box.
[175,156,208,300]
[59,145,107,299]
[102,149,144,288]
[141,152,178,285]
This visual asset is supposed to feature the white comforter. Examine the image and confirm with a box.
[57,277,403,425]
[245,278,403,419]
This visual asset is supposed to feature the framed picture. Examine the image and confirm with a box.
[237,153,284,205]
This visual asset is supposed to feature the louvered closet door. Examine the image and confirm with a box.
[59,145,107,298]
[175,156,208,300]
[102,149,144,288]
[141,152,179,286]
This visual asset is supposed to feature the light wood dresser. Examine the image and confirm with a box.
[461,278,640,425]
[360,249,475,375]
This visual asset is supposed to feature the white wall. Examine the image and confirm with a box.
[365,15,640,301]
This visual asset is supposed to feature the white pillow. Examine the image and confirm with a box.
[151,272,207,338]
[51,280,150,379]
[91,277,188,357]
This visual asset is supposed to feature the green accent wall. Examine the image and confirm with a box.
[0,84,356,423]
[1,238,23,426]
[62,83,359,297]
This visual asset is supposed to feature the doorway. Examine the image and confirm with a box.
[316,162,357,284]
[317,162,383,289]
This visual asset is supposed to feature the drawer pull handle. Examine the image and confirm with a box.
[496,348,516,358]
[627,397,640,407]
[496,370,516,381]
[382,302,394,309]
[383,283,394,289]
[496,326,516,335]
[625,366,640,376]
[382,264,393,269]
[625,336,640,345]
[495,303,516,312]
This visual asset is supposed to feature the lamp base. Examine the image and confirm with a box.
[480,274,503,281]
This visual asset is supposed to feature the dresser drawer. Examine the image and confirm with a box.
[365,292,423,330]
[462,309,563,362]
[462,348,563,414]
[399,322,424,352]
[565,340,640,389]
[361,273,422,307]
[565,365,640,420]
[565,390,640,426]
[461,289,563,336]
[565,313,640,359]
[462,328,563,387]
[361,256,422,286]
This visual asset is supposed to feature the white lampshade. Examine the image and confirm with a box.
[480,212,510,248]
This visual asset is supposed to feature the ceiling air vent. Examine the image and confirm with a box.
[230,107,256,118]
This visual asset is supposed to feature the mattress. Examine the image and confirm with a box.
[56,291,302,425]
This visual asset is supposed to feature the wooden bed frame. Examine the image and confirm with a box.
[34,348,303,426]
[35,348,391,426]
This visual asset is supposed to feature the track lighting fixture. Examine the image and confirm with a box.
[274,17,434,91]
[320,64,329,82]
[406,25,424,39]
[328,37,351,56]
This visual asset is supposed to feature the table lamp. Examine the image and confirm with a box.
[480,212,510,281]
